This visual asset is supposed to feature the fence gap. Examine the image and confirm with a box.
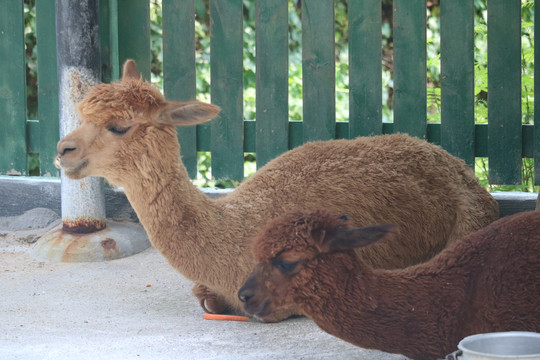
[533,0,540,186]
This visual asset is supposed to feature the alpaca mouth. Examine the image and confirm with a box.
[57,158,89,178]
[246,299,272,320]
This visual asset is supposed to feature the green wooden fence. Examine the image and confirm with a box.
[0,0,538,185]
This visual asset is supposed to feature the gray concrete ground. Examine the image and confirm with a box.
[0,209,410,360]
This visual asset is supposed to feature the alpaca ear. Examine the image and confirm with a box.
[122,59,140,81]
[157,101,221,126]
[327,224,398,252]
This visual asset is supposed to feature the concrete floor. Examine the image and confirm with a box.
[0,210,410,360]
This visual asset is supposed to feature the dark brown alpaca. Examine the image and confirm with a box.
[239,210,540,359]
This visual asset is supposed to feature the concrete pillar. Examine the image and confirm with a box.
[56,0,106,234]
[32,0,150,262]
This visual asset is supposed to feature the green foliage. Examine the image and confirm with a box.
[24,0,37,120]
[476,157,537,192]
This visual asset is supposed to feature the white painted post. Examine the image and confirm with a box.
[56,0,107,234]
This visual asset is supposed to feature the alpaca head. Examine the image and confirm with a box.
[55,60,220,186]
[238,210,397,321]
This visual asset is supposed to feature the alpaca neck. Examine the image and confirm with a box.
[298,255,463,359]
[120,156,225,281]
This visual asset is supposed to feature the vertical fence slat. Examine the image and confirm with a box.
[163,0,198,178]
[393,0,427,138]
[210,0,244,180]
[0,1,27,175]
[487,0,521,184]
[104,0,120,81]
[99,0,114,83]
[302,0,335,141]
[36,0,59,177]
[255,0,288,168]
[349,0,382,137]
[440,0,474,168]
[117,0,151,80]
[535,0,540,186]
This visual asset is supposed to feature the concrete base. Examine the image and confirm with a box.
[31,219,150,262]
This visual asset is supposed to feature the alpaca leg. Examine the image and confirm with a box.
[192,283,232,314]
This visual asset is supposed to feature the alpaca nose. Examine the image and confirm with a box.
[58,140,77,156]
[238,286,254,303]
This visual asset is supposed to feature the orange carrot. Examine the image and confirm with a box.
[203,313,249,322]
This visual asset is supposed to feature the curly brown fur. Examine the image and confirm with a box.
[239,210,540,359]
[55,59,498,321]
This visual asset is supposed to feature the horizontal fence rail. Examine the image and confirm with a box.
[0,0,537,186]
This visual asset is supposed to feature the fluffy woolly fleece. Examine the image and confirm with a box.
[239,210,540,359]
[55,59,498,321]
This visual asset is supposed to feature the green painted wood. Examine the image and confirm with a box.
[196,123,211,152]
[348,0,382,137]
[244,120,256,153]
[163,0,198,178]
[393,0,427,138]
[301,0,335,141]
[117,0,150,80]
[522,124,535,160]
[472,124,535,162]
[440,0,474,168]
[255,0,288,168]
[36,0,59,177]
[0,1,27,175]
[288,121,304,150]
[108,0,120,81]
[27,120,40,152]
[196,121,536,160]
[210,0,244,180]
[536,0,540,185]
[487,0,521,184]
[474,123,488,158]
[99,0,113,83]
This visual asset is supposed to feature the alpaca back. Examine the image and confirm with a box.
[225,133,498,269]
[454,211,540,335]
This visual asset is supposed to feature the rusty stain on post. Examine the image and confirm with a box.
[62,217,107,234]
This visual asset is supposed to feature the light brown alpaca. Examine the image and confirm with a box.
[239,210,540,359]
[55,60,498,321]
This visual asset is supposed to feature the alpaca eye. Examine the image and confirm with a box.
[107,125,131,135]
[273,259,299,274]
